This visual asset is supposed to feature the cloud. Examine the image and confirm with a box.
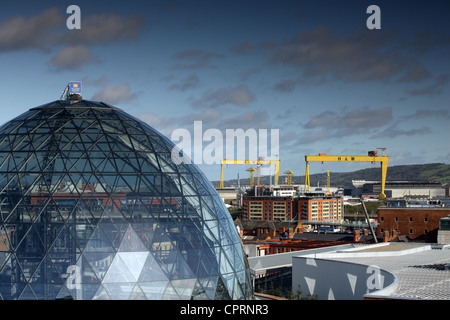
[0,8,145,53]
[169,74,200,91]
[407,74,449,96]
[403,108,450,120]
[81,75,108,87]
[136,108,273,139]
[91,83,140,104]
[273,79,296,92]
[172,49,225,69]
[63,12,146,45]
[299,130,331,144]
[0,7,64,52]
[190,84,255,109]
[371,123,431,139]
[304,107,391,133]
[232,26,432,84]
[406,31,450,54]
[299,106,392,143]
[48,45,98,70]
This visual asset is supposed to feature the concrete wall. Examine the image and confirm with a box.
[292,255,397,300]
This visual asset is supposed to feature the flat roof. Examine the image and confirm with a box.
[319,243,450,300]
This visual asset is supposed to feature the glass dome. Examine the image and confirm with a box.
[0,99,253,300]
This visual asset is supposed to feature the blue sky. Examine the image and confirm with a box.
[0,0,449,182]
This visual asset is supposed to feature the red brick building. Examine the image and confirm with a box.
[242,196,294,221]
[297,195,344,222]
[377,207,450,242]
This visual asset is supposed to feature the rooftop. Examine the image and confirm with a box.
[322,243,450,300]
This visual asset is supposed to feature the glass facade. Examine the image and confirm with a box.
[0,99,253,300]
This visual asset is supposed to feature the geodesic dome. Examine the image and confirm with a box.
[0,99,253,300]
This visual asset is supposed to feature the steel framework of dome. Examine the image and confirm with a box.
[0,98,253,300]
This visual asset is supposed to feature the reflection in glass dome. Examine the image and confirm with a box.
[0,99,253,300]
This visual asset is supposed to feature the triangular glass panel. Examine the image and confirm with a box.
[171,278,196,300]
[102,253,135,284]
[220,249,234,275]
[92,284,111,300]
[138,252,168,282]
[139,280,168,300]
[197,277,218,300]
[82,224,117,253]
[161,282,180,300]
[77,283,103,300]
[18,285,37,300]
[214,276,231,300]
[82,252,115,281]
[130,223,154,251]
[190,280,210,300]
[117,251,148,282]
[103,282,135,300]
[55,284,74,300]
[128,284,147,300]
[118,224,148,252]
[198,248,219,278]
[232,276,244,300]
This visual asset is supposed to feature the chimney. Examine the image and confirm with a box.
[354,229,361,242]
[288,228,294,239]
[383,231,390,242]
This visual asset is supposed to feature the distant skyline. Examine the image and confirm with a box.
[1,0,449,181]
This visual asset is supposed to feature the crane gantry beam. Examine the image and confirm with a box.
[304,152,389,199]
[220,159,281,189]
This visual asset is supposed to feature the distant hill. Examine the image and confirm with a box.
[213,163,450,188]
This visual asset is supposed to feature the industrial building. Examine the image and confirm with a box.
[345,180,447,199]
[378,206,450,242]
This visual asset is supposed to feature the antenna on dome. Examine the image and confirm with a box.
[60,81,82,102]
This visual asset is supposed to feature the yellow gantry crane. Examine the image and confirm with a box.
[246,167,256,188]
[326,170,332,195]
[304,149,389,199]
[220,159,281,189]
[284,170,294,185]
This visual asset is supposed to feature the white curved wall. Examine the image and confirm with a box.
[292,256,397,300]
